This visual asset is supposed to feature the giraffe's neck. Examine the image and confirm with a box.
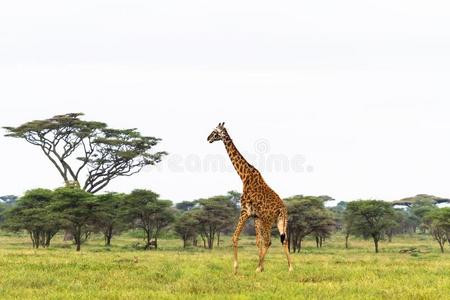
[222,130,254,180]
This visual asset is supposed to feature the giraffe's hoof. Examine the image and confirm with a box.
[255,266,264,272]
[288,266,293,272]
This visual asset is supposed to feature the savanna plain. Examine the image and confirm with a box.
[0,233,449,300]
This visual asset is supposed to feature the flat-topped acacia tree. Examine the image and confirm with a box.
[3,113,166,193]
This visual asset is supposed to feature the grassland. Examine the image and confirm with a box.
[0,232,449,300]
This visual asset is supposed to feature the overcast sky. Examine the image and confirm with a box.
[1,0,450,204]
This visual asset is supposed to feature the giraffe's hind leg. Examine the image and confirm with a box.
[277,211,293,272]
[255,219,263,250]
[256,221,271,272]
[255,219,264,272]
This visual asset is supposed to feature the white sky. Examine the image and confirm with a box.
[1,0,450,204]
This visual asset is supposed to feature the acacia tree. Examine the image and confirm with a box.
[174,211,199,248]
[424,208,450,253]
[51,187,97,251]
[94,192,126,246]
[391,195,449,233]
[152,205,176,249]
[343,209,354,249]
[122,189,174,250]
[194,196,235,249]
[345,200,396,253]
[312,211,335,248]
[2,189,59,248]
[3,113,166,193]
[285,195,335,253]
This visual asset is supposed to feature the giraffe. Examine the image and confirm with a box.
[207,122,293,273]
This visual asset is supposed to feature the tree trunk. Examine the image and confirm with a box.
[104,226,113,246]
[287,232,291,253]
[207,227,214,249]
[74,236,80,251]
[75,227,82,251]
[345,233,349,249]
[207,236,212,249]
[145,229,152,250]
[45,231,53,247]
[200,234,206,248]
[217,232,221,247]
[297,239,302,253]
[39,232,45,248]
[35,231,40,249]
[319,236,323,248]
[315,236,319,248]
[292,235,297,253]
[29,231,36,248]
[374,237,379,253]
[105,234,112,246]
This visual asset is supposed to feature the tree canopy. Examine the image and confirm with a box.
[173,211,199,248]
[94,192,127,246]
[424,208,450,253]
[345,200,396,253]
[122,189,174,250]
[51,187,97,251]
[1,189,59,248]
[3,113,167,193]
[394,194,450,206]
[194,195,237,249]
[285,195,335,252]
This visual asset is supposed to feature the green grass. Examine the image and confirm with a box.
[0,232,449,299]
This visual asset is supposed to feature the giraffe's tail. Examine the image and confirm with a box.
[277,210,288,245]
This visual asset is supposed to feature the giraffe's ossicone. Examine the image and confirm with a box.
[207,122,293,273]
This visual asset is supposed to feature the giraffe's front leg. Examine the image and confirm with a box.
[232,210,250,274]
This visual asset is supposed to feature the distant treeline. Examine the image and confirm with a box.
[1,190,449,253]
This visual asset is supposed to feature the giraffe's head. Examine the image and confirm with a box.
[207,122,226,143]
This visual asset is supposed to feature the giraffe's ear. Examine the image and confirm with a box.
[220,122,225,127]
